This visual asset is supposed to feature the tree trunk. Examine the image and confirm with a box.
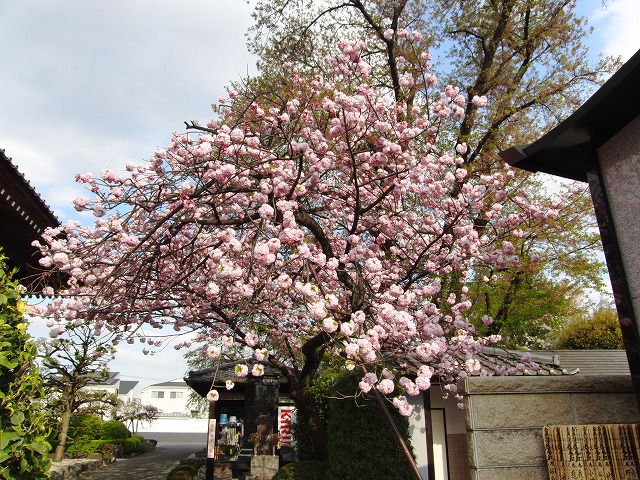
[289,384,330,461]
[53,404,72,462]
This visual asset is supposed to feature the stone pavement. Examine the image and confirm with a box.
[75,444,201,480]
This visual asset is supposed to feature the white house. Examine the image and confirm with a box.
[137,379,208,435]
[140,380,192,415]
[82,371,140,403]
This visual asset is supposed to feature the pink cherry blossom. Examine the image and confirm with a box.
[472,95,488,107]
[205,345,221,359]
[245,331,259,347]
[377,378,395,394]
[207,389,220,402]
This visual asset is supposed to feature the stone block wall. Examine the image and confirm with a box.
[460,375,640,480]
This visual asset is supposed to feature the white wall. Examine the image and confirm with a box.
[136,415,208,434]
[408,394,429,480]
[140,384,191,415]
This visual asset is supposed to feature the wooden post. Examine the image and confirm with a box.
[206,401,216,480]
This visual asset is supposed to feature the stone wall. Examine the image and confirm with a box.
[597,114,640,324]
[460,375,640,480]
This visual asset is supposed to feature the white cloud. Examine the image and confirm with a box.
[8,0,256,384]
[0,0,256,220]
[589,0,640,61]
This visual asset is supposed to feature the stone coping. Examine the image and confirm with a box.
[460,374,636,395]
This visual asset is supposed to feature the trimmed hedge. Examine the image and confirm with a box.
[273,461,327,480]
[68,414,104,442]
[101,420,129,440]
[65,439,115,456]
[324,372,415,480]
[123,436,142,454]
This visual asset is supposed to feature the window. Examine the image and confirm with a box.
[151,391,165,399]
[170,391,183,399]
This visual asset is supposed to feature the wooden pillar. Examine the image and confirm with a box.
[206,400,216,480]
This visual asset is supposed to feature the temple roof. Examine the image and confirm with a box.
[185,359,289,398]
[0,149,62,292]
[401,348,630,378]
[500,48,640,181]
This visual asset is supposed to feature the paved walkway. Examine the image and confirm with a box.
[79,444,202,480]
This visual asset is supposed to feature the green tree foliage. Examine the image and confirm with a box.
[67,414,104,442]
[467,178,606,347]
[0,253,51,479]
[37,325,116,461]
[292,363,343,462]
[287,369,414,478]
[555,305,623,350]
[246,0,616,347]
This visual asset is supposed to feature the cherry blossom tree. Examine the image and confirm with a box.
[32,34,566,460]
[110,399,159,435]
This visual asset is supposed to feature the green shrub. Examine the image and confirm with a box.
[68,414,104,441]
[123,437,142,454]
[325,372,415,480]
[273,461,327,480]
[292,412,320,461]
[0,253,51,479]
[65,439,114,456]
[101,420,129,440]
[131,434,144,443]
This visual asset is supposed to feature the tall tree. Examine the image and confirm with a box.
[32,34,569,460]
[467,177,606,346]
[37,325,116,461]
[247,0,615,343]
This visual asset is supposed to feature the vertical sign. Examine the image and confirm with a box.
[207,419,217,458]
[278,406,296,447]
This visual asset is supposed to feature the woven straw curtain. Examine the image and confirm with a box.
[543,424,640,479]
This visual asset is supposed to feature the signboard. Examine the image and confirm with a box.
[278,406,296,447]
[207,419,217,458]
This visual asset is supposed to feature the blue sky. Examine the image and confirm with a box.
[1,0,639,387]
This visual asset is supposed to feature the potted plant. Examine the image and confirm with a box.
[266,432,281,456]
[248,433,264,455]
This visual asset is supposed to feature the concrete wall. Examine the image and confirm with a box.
[461,375,640,480]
